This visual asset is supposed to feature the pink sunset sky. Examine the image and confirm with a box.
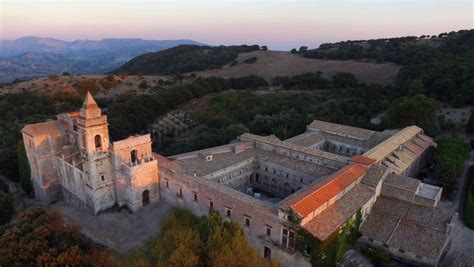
[1,0,472,50]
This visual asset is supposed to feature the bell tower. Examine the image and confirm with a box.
[76,92,116,214]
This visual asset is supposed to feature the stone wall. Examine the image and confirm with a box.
[159,167,311,267]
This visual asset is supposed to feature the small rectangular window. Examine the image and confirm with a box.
[266,226,272,236]
[209,200,214,209]
[193,192,198,202]
[166,179,169,188]
[226,208,231,217]
[244,216,250,227]
[178,188,183,198]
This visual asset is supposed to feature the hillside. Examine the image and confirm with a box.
[0,37,202,83]
[301,29,474,103]
[0,74,171,99]
[192,50,400,85]
[113,44,261,75]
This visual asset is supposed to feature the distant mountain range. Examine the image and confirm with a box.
[0,37,203,83]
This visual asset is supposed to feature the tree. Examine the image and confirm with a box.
[0,208,107,266]
[467,110,474,134]
[433,137,470,196]
[290,48,297,54]
[406,80,424,96]
[385,95,439,135]
[298,46,308,53]
[0,190,14,225]
[111,208,278,267]
[261,45,268,51]
[332,72,358,88]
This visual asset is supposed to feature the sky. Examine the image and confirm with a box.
[1,0,472,50]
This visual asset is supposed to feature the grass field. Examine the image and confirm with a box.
[464,166,474,229]
[192,50,401,86]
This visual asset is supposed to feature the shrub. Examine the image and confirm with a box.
[243,57,258,64]
[0,190,14,225]
[362,245,390,265]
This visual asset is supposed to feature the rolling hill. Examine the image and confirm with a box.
[192,50,400,85]
[0,37,202,83]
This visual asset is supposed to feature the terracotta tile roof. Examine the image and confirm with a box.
[22,121,64,137]
[389,219,449,258]
[384,173,421,192]
[302,183,374,240]
[351,156,376,165]
[291,163,368,217]
[363,126,424,162]
[308,120,376,141]
[154,153,182,172]
[361,165,389,188]
[361,196,455,259]
[240,133,349,163]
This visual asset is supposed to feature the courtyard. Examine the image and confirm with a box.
[49,201,172,252]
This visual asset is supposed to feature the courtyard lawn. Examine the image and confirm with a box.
[463,167,474,230]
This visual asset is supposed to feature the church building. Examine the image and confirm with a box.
[22,92,159,213]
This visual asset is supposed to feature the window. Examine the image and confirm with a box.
[244,216,250,227]
[130,149,138,163]
[178,188,183,198]
[265,225,272,236]
[226,208,232,218]
[101,175,105,181]
[255,174,259,182]
[282,227,295,249]
[264,246,271,259]
[209,200,214,209]
[193,192,198,202]
[399,248,405,253]
[305,246,311,256]
[166,179,169,188]
[94,135,102,149]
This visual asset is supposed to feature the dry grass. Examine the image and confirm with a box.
[192,51,401,85]
[0,74,170,99]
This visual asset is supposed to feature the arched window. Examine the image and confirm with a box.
[94,135,102,149]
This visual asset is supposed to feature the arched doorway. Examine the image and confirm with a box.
[142,190,150,206]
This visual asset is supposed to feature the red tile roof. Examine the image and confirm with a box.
[291,163,368,217]
[351,156,376,165]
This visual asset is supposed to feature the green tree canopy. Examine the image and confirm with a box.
[385,95,439,134]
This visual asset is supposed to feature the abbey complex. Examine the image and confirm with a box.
[22,93,455,266]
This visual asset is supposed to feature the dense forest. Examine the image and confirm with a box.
[113,44,261,75]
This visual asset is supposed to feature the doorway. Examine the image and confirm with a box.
[142,190,150,206]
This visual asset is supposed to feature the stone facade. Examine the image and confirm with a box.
[22,92,159,214]
[23,96,453,266]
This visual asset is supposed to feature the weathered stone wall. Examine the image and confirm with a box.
[159,167,311,266]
